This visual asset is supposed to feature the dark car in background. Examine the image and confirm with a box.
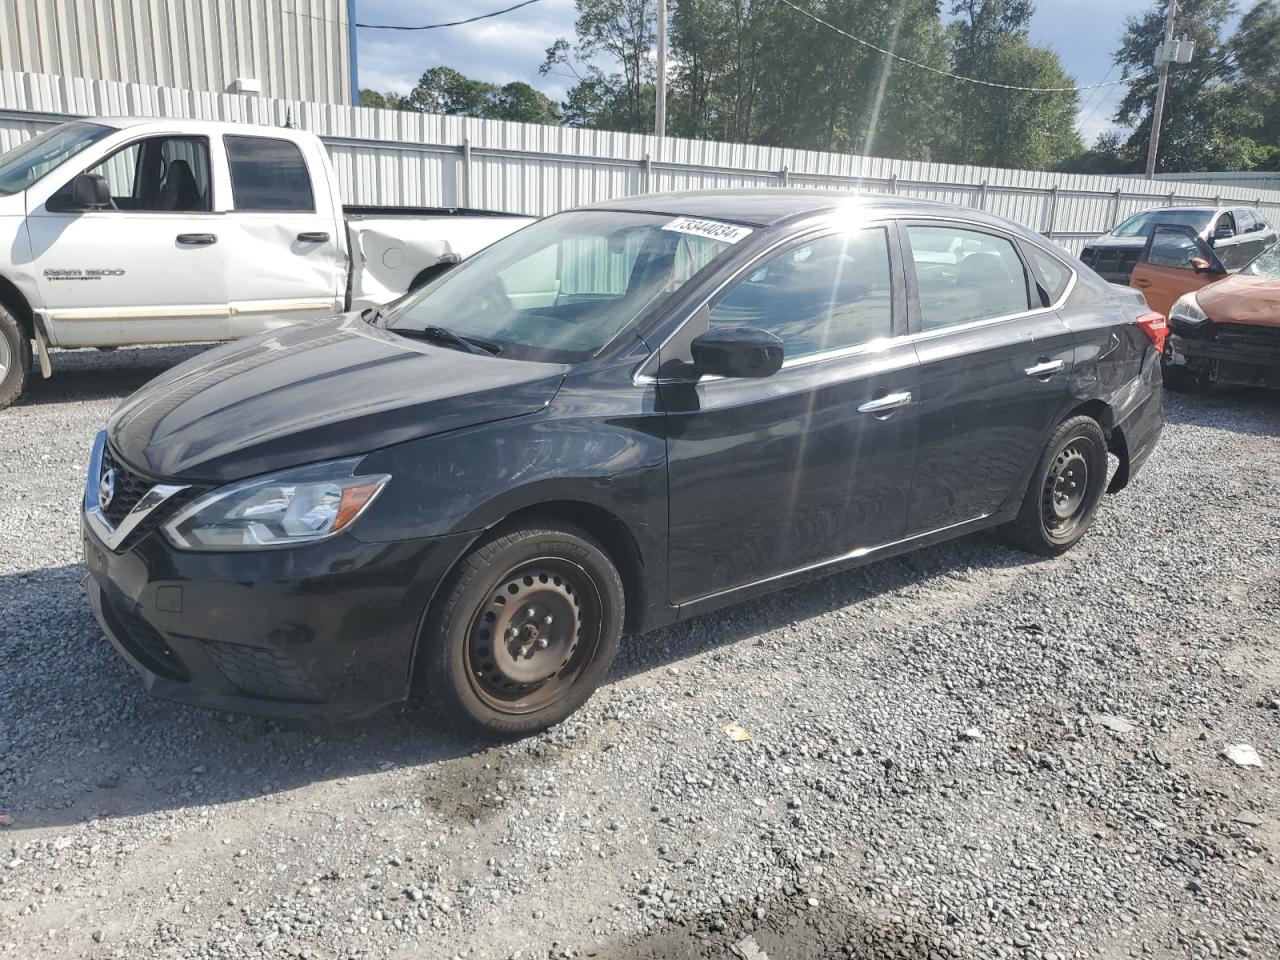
[1080,205,1276,284]
[82,190,1165,738]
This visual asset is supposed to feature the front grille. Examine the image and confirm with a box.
[201,640,325,702]
[102,592,189,680]
[100,446,155,528]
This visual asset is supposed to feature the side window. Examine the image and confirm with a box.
[83,136,211,212]
[1027,247,1071,303]
[1147,229,1203,269]
[1213,212,1236,236]
[906,225,1032,330]
[224,135,314,212]
[708,228,893,359]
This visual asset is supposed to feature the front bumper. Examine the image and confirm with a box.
[1166,329,1280,389]
[83,519,474,720]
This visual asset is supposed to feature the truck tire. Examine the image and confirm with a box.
[0,303,32,411]
[999,415,1108,558]
[418,521,624,739]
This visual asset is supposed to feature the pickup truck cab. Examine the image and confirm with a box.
[0,117,534,408]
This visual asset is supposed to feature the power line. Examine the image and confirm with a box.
[356,0,547,31]
[777,0,1133,93]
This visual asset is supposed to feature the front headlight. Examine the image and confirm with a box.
[163,458,390,551]
[1169,292,1207,325]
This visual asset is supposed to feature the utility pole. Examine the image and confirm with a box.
[1145,0,1178,178]
[655,0,668,137]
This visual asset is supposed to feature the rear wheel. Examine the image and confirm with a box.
[999,416,1108,557]
[419,522,624,738]
[0,303,32,411]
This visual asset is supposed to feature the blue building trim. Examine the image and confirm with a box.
[347,0,360,103]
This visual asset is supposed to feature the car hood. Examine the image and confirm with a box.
[1197,274,1280,328]
[107,314,568,483]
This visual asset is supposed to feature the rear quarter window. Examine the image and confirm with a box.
[224,135,315,212]
[1027,247,1071,302]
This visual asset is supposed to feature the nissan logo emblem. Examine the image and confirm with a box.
[99,467,116,511]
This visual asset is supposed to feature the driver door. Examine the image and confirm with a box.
[27,135,229,347]
[1131,224,1226,316]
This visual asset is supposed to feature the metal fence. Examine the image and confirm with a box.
[3,69,1280,255]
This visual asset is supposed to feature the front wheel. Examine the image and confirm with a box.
[419,522,624,738]
[0,304,32,411]
[999,416,1108,557]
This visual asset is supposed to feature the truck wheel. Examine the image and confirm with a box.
[418,522,624,739]
[0,304,32,411]
[999,416,1108,558]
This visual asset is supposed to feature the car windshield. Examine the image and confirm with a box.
[1241,240,1280,278]
[384,210,745,363]
[0,121,114,196]
[1111,209,1214,238]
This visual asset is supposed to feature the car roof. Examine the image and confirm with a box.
[85,115,315,143]
[581,188,1039,233]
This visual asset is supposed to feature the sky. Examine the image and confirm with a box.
[352,0,1161,147]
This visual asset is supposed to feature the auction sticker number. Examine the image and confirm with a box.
[662,217,753,245]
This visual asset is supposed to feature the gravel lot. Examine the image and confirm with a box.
[2,346,1279,960]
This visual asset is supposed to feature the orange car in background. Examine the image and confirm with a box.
[1130,225,1280,393]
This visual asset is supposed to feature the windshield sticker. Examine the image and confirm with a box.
[662,217,753,245]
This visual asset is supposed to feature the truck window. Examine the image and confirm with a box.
[83,136,211,213]
[224,135,315,212]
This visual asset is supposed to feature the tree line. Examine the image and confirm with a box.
[359,0,1280,175]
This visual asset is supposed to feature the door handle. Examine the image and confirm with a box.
[297,231,330,243]
[176,233,217,246]
[1134,278,1152,288]
[857,391,912,415]
[1025,359,1065,378]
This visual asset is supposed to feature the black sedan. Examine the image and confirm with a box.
[83,190,1165,737]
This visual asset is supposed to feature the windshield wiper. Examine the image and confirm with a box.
[391,324,501,356]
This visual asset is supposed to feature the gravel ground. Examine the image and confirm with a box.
[2,346,1280,960]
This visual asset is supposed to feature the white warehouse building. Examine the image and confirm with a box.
[0,0,356,104]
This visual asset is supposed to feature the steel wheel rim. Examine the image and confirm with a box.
[465,556,602,715]
[1041,439,1094,538]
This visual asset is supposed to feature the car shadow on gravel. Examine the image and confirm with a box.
[609,532,1030,684]
[0,533,1031,833]
[15,344,213,405]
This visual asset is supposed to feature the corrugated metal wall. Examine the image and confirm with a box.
[3,69,1280,255]
[1150,172,1280,193]
[0,1,352,105]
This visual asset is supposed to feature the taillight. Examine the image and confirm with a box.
[1136,311,1168,354]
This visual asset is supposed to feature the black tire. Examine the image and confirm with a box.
[419,522,624,738]
[1161,357,1211,394]
[999,416,1108,558]
[0,303,33,411]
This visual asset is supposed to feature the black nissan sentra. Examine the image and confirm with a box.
[83,190,1165,736]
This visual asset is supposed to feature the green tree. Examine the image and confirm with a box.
[358,89,408,110]
[542,0,655,132]
[938,0,1083,167]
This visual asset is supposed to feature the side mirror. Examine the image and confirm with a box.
[1190,257,1224,275]
[690,326,783,379]
[68,173,111,210]
[1213,226,1235,242]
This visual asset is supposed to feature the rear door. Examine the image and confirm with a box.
[1131,224,1226,317]
[900,221,1073,536]
[662,222,919,605]
[219,134,344,336]
[26,134,229,346]
[1235,209,1274,265]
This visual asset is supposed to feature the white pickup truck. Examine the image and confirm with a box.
[0,116,535,408]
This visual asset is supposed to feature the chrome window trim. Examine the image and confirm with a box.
[634,212,1078,386]
[83,430,189,551]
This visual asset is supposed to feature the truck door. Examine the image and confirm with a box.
[220,134,345,337]
[1131,224,1227,317]
[26,135,230,347]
